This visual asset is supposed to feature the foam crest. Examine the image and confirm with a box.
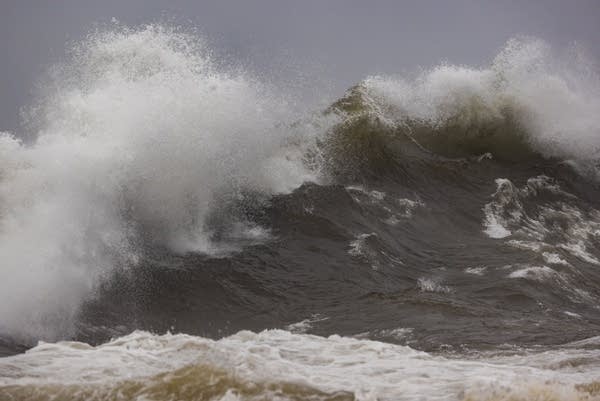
[354,38,600,163]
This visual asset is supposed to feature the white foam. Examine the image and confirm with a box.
[564,311,582,318]
[1,330,599,401]
[507,240,547,252]
[348,233,375,257]
[417,277,451,293]
[559,241,600,265]
[543,252,570,266]
[464,266,487,276]
[396,198,424,218]
[348,233,381,270]
[483,215,512,239]
[374,328,414,341]
[482,178,520,239]
[285,314,329,334]
[354,327,414,342]
[508,265,557,280]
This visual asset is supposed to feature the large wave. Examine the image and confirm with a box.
[0,25,325,341]
[1,25,599,344]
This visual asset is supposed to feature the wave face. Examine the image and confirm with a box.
[2,26,600,400]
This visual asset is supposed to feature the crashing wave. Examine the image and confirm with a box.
[0,24,325,341]
[321,37,600,177]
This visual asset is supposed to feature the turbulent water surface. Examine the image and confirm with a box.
[1,25,600,400]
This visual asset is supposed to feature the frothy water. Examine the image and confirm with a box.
[483,176,600,267]
[1,330,600,401]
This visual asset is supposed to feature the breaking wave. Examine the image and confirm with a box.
[0,24,327,341]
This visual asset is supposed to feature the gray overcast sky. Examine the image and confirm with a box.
[1,0,599,132]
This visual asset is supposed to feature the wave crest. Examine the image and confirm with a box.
[324,38,600,172]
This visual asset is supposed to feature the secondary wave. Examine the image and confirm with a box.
[323,38,600,177]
